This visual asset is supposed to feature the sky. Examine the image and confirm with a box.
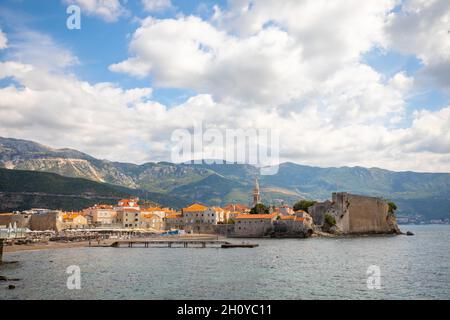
[0,0,449,172]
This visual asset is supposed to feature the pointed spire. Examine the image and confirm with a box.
[253,177,261,206]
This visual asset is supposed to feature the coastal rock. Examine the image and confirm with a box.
[8,284,15,290]
[406,231,414,236]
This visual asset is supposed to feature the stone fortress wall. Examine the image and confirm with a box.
[309,192,399,234]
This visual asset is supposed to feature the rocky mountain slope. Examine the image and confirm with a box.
[1,137,450,220]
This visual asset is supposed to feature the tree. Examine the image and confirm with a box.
[324,213,336,226]
[388,201,397,215]
[293,200,317,212]
[250,203,270,214]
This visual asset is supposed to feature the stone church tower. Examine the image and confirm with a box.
[253,178,261,206]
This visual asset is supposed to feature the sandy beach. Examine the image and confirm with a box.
[3,240,110,253]
[2,234,222,253]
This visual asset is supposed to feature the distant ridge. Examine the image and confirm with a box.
[1,136,450,220]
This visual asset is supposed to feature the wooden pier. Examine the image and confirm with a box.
[109,240,257,249]
[221,243,259,248]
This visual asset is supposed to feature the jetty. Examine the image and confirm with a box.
[221,243,259,248]
[108,239,258,249]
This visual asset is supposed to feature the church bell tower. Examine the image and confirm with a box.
[253,177,261,206]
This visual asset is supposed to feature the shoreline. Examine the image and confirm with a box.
[2,231,408,254]
[3,240,108,253]
[2,234,222,254]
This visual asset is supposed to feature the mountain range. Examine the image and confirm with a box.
[1,136,449,220]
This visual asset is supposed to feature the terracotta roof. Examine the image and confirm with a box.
[235,213,277,220]
[166,213,182,219]
[224,204,249,211]
[280,216,305,222]
[142,213,161,219]
[118,199,139,207]
[280,215,296,220]
[183,203,208,212]
[63,213,85,220]
[94,204,113,209]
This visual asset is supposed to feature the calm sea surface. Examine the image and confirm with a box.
[1,225,449,300]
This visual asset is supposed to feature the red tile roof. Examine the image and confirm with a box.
[224,204,249,212]
[118,199,139,207]
[183,203,208,212]
[280,215,305,222]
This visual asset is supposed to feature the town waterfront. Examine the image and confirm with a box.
[1,225,449,300]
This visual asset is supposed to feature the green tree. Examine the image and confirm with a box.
[388,201,397,214]
[293,200,317,212]
[324,213,336,226]
[250,203,270,214]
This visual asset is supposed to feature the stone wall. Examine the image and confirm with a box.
[182,223,234,235]
[30,212,64,232]
[308,200,332,226]
[274,220,306,234]
[234,220,274,237]
[309,192,399,234]
[341,193,398,234]
[0,214,32,228]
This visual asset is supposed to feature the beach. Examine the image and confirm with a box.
[2,234,221,253]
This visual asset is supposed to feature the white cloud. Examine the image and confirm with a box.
[402,106,450,154]
[385,0,450,89]
[1,59,450,172]
[5,30,79,71]
[0,29,7,49]
[110,6,401,108]
[0,61,156,163]
[64,0,128,22]
[141,0,172,12]
[1,1,450,173]
[110,8,409,120]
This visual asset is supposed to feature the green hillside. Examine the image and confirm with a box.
[1,137,450,220]
[0,168,189,211]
